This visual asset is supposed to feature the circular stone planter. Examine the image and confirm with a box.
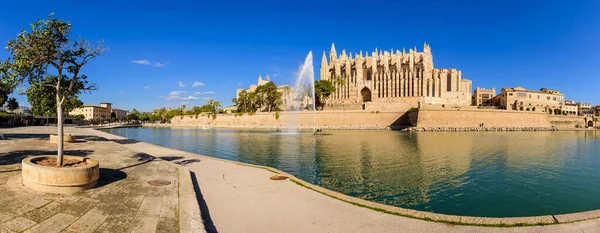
[21,156,99,194]
[49,134,76,143]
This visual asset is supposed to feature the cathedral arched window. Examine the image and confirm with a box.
[366,70,372,81]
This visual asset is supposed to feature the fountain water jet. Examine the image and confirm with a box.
[287,51,316,134]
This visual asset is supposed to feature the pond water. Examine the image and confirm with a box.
[102,127,600,217]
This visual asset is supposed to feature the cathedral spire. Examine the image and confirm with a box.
[321,51,328,68]
[330,42,337,61]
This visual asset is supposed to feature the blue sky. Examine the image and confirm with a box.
[1,0,599,112]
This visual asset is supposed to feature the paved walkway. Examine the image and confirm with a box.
[89,127,600,233]
[0,127,202,233]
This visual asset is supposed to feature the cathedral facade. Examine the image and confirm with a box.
[320,43,472,106]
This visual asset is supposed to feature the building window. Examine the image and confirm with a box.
[553,97,556,101]
[509,93,513,96]
[537,95,540,99]
[529,94,531,98]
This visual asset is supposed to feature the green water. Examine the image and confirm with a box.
[103,128,600,217]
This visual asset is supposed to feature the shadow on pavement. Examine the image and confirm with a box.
[190,171,218,233]
[0,134,50,140]
[109,139,140,145]
[175,159,201,165]
[117,152,155,171]
[0,150,94,166]
[96,168,128,188]
[159,156,185,161]
[77,135,108,142]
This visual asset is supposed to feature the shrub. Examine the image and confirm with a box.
[0,112,8,123]
[275,111,280,120]
[180,116,183,120]
[376,111,379,114]
[195,114,199,119]
[239,112,244,117]
[249,111,255,116]
[442,104,445,108]
[526,108,530,111]
[532,107,536,111]
[212,114,217,120]
[519,106,524,111]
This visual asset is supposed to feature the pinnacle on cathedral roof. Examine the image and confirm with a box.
[330,42,337,59]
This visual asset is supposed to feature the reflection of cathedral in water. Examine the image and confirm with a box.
[312,131,479,207]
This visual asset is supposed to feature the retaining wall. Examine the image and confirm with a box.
[413,108,589,129]
[170,110,412,130]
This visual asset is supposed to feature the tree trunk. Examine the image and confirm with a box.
[57,94,64,167]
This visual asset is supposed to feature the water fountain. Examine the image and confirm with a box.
[287,51,316,134]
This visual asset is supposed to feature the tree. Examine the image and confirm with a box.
[207,99,221,113]
[255,81,281,112]
[314,80,335,110]
[25,76,84,116]
[165,109,183,121]
[153,107,168,123]
[149,114,160,123]
[126,113,138,122]
[0,14,104,166]
[139,112,151,122]
[131,108,140,116]
[6,98,18,111]
[0,81,13,106]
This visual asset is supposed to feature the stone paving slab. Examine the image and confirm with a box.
[0,126,204,233]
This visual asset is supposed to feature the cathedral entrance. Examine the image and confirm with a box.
[361,87,372,102]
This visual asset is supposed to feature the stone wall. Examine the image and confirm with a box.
[549,115,587,128]
[168,106,591,130]
[413,108,589,129]
[170,110,411,130]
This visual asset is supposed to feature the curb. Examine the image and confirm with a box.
[169,162,206,233]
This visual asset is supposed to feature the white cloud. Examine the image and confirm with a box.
[192,91,217,95]
[132,59,151,65]
[237,82,243,86]
[193,81,205,87]
[144,86,150,89]
[153,62,169,67]
[164,89,199,101]
[170,91,187,96]
[178,81,186,87]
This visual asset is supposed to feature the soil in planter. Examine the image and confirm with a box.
[34,157,88,167]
